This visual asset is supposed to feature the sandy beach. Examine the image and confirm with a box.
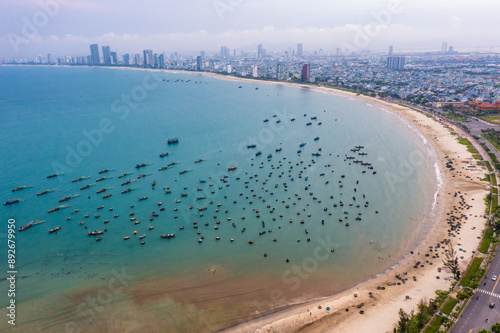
[196,77,490,333]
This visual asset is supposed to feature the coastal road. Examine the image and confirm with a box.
[450,247,500,333]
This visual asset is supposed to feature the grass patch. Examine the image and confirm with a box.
[461,257,484,286]
[479,229,494,254]
[444,113,468,122]
[479,115,500,125]
[492,173,498,186]
[482,174,491,182]
[486,161,493,172]
[423,316,446,333]
[483,134,500,151]
[441,297,458,315]
[458,138,480,156]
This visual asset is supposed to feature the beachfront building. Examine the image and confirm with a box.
[301,64,310,82]
[102,46,111,65]
[196,56,202,71]
[122,53,130,65]
[143,49,154,67]
[90,44,100,65]
[252,66,258,78]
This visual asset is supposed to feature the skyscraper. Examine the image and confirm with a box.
[158,54,165,69]
[102,45,111,65]
[143,49,154,67]
[110,52,117,65]
[388,45,393,56]
[90,44,100,65]
[200,51,205,59]
[442,42,448,54]
[258,44,263,58]
[386,56,406,70]
[196,56,202,71]
[220,46,229,58]
[301,64,310,82]
[123,53,130,65]
[134,54,141,66]
[297,43,303,57]
[276,62,284,80]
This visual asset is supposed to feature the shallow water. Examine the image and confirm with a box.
[0,65,437,332]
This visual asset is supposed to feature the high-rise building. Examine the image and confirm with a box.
[110,52,117,65]
[297,43,303,57]
[226,65,232,74]
[258,44,263,58]
[90,44,100,65]
[158,54,165,69]
[220,46,229,58]
[122,53,130,65]
[200,51,205,59]
[442,42,448,54]
[196,56,202,71]
[276,62,284,80]
[449,46,454,54]
[102,45,111,65]
[301,64,310,82]
[143,49,154,67]
[134,54,141,66]
[388,45,393,56]
[386,56,405,70]
[252,66,258,78]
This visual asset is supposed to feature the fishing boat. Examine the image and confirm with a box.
[167,162,177,167]
[263,119,269,123]
[59,196,71,202]
[306,122,312,126]
[80,184,90,190]
[12,185,31,192]
[159,152,169,157]
[276,147,282,152]
[199,179,207,183]
[311,116,317,120]
[179,170,188,175]
[159,166,169,171]
[291,118,296,121]
[47,205,65,213]
[37,190,50,196]
[256,151,262,156]
[49,226,61,233]
[88,230,104,235]
[314,137,320,141]
[195,159,203,163]
[228,166,237,171]
[247,144,257,148]
[96,237,102,242]
[121,180,132,186]
[121,188,132,194]
[139,234,146,239]
[124,236,130,240]
[72,177,83,182]
[355,145,364,149]
[196,196,206,200]
[98,169,110,174]
[267,154,272,159]
[181,193,188,197]
[312,153,321,157]
[160,233,175,238]
[198,206,207,211]
[4,199,19,205]
[138,196,148,201]
[19,223,32,231]
[136,163,147,168]
[103,194,112,199]
[47,173,61,178]
[138,174,146,178]
[167,138,179,144]
[152,181,156,186]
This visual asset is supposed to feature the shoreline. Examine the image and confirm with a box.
[4,64,491,332]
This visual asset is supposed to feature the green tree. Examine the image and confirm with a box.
[492,322,500,333]
[394,308,412,333]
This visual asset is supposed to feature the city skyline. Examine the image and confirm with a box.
[1,0,499,58]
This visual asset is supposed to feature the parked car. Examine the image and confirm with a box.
[492,275,497,281]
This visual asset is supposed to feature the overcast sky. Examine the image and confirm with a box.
[1,0,498,58]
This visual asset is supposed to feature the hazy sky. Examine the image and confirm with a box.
[1,0,498,58]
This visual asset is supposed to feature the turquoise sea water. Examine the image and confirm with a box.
[0,65,437,332]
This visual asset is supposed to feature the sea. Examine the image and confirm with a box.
[0,65,439,332]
